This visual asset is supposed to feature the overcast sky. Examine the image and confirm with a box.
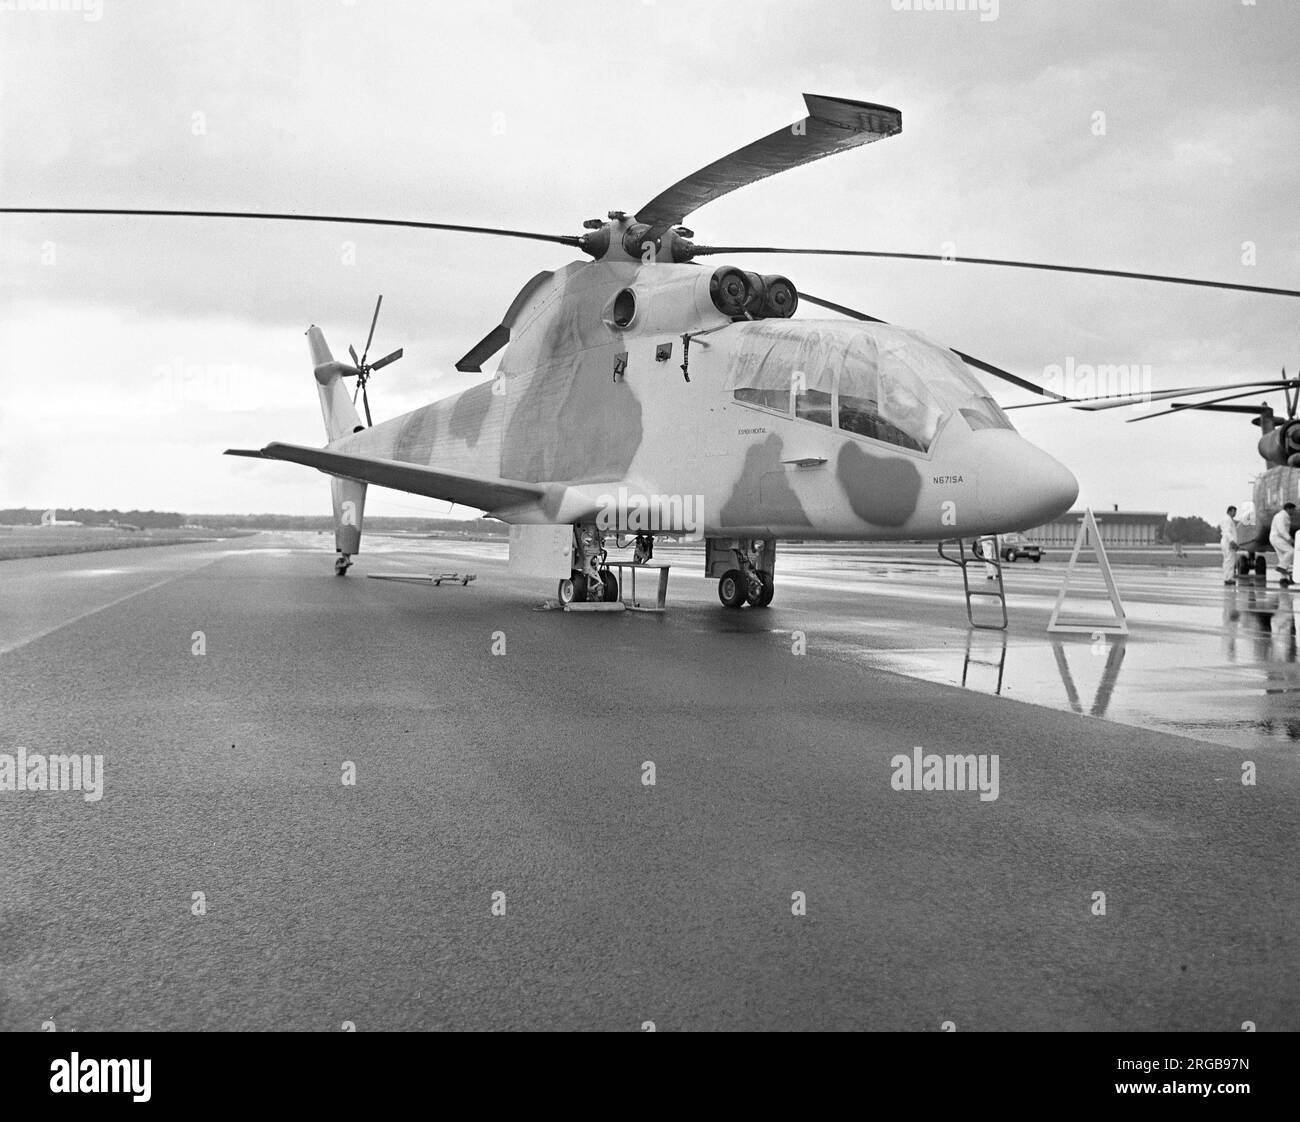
[2,0,1298,520]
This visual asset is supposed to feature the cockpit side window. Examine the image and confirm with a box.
[724,322,1015,447]
[733,386,791,413]
[876,366,943,449]
[958,396,1015,431]
[795,387,833,426]
[834,336,942,452]
[728,331,801,415]
[838,393,925,451]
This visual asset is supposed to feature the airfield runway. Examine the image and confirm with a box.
[0,534,1296,1031]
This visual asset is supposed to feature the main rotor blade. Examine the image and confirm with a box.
[362,294,383,366]
[1168,404,1273,415]
[797,292,886,323]
[1068,380,1294,412]
[0,207,582,247]
[1125,384,1298,422]
[1008,380,1279,411]
[369,347,403,372]
[693,246,1300,299]
[799,291,1070,401]
[635,94,901,229]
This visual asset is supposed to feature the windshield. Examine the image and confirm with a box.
[724,321,1015,452]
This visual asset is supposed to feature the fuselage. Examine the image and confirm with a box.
[330,258,1078,539]
[1249,466,1300,550]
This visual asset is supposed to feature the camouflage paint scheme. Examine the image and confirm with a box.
[305,243,1078,543]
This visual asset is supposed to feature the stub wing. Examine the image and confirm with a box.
[225,442,582,520]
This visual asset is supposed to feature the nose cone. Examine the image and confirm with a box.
[976,433,1079,531]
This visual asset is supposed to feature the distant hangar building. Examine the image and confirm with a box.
[1026,508,1168,548]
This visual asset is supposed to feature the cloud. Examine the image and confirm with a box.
[1,0,1298,518]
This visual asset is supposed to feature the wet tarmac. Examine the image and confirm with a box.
[369,535,1300,753]
[756,545,1300,753]
[1,532,1296,1030]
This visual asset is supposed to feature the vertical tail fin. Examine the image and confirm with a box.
[331,475,367,559]
[307,325,364,442]
[307,326,367,567]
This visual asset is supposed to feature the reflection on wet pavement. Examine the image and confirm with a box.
[826,563,1300,751]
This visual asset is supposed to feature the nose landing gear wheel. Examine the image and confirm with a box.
[747,574,775,607]
[335,554,352,576]
[718,570,747,608]
[600,570,620,602]
[558,572,587,605]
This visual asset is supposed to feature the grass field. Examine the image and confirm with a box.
[0,527,252,561]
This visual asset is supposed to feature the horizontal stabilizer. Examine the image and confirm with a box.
[224,442,550,515]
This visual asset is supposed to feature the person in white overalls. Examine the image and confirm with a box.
[1269,502,1296,587]
[976,535,999,580]
[1219,505,1239,585]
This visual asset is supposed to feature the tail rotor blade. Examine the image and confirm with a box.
[362,384,373,427]
[349,344,360,368]
[361,295,383,366]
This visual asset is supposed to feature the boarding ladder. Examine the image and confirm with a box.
[937,538,1008,631]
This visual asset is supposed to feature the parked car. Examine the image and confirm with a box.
[1000,533,1043,562]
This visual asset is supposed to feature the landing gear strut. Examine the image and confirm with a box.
[335,553,353,576]
[708,538,776,609]
[558,524,620,604]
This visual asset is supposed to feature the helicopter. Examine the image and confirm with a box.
[1016,373,1300,577]
[7,93,1299,608]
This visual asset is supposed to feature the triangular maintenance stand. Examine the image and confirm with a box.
[1047,508,1129,635]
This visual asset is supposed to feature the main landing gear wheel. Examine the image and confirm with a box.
[601,570,620,602]
[558,572,586,605]
[718,570,748,608]
[747,574,775,607]
[335,554,352,576]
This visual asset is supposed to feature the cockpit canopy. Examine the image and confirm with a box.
[724,321,1013,453]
